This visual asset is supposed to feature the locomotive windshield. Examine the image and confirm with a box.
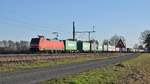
[31,38,40,44]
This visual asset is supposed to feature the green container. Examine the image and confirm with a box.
[77,41,90,51]
[64,40,77,51]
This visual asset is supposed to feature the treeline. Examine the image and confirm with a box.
[0,40,30,54]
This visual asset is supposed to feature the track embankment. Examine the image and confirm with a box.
[0,53,139,84]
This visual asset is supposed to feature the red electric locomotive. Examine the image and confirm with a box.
[30,36,64,52]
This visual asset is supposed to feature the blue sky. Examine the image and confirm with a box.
[0,0,150,47]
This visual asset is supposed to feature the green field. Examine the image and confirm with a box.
[0,53,119,72]
[42,54,150,84]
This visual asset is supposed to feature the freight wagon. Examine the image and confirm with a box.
[77,41,91,52]
[103,45,108,51]
[90,40,99,52]
[63,40,77,52]
[98,45,103,51]
[108,46,116,51]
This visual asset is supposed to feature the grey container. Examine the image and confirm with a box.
[90,40,98,52]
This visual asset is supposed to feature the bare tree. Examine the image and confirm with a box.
[0,40,30,53]
[140,30,150,52]
[109,35,126,46]
[138,45,144,49]
[19,41,30,51]
[2,40,9,48]
[102,39,109,51]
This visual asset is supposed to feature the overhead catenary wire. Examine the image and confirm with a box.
[0,16,96,40]
[0,17,67,33]
[0,16,69,31]
[0,21,51,32]
[0,17,55,31]
[0,17,69,39]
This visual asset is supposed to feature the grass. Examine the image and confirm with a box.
[0,53,119,72]
[42,53,150,84]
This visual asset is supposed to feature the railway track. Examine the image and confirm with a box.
[0,53,123,62]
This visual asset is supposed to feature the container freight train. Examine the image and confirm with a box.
[30,36,126,53]
[30,36,99,53]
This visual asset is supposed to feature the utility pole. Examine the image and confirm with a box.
[73,21,75,40]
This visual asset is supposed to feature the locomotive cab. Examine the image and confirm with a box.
[30,38,40,52]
